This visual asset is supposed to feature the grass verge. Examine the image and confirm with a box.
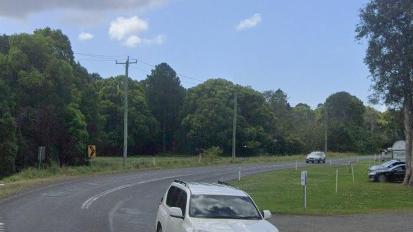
[232,161,413,215]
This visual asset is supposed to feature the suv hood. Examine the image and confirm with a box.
[189,218,278,232]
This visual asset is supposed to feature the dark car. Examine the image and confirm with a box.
[368,163,406,182]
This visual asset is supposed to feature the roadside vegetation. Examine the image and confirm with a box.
[232,161,413,215]
[0,28,403,179]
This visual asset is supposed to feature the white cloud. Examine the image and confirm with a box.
[142,35,165,45]
[109,15,164,47]
[123,34,165,47]
[78,32,94,41]
[236,13,262,31]
[0,0,167,18]
[124,35,142,47]
[109,16,148,41]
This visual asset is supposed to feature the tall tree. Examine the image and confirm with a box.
[0,28,92,169]
[325,92,365,152]
[356,0,413,185]
[144,63,185,152]
[290,103,323,152]
[0,78,17,177]
[97,76,159,155]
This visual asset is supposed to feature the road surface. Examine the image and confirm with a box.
[271,212,413,232]
[0,157,375,232]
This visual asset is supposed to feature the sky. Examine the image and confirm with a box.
[0,0,380,110]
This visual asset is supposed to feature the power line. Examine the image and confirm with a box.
[75,51,205,84]
[131,58,204,83]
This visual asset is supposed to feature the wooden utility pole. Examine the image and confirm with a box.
[116,56,137,168]
[232,93,237,161]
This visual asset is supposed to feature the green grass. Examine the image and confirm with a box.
[0,152,360,200]
[232,161,413,215]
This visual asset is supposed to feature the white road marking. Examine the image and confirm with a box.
[81,174,193,210]
[0,222,4,232]
[0,184,5,186]
[108,199,127,232]
[81,160,320,210]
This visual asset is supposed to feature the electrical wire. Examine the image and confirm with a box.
[74,51,205,85]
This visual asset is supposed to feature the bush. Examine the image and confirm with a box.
[200,146,223,160]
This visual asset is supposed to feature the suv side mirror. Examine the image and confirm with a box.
[170,207,184,219]
[262,210,272,220]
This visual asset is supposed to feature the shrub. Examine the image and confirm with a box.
[200,146,223,160]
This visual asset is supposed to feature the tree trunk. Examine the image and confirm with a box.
[403,101,413,185]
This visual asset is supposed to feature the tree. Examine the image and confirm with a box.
[182,79,275,155]
[0,79,17,177]
[263,89,302,154]
[377,109,404,146]
[290,103,323,152]
[356,0,413,185]
[0,28,93,170]
[97,76,159,155]
[325,92,365,152]
[144,63,185,152]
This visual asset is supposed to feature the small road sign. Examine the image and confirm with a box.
[301,170,308,209]
[38,146,46,162]
[38,146,46,169]
[88,145,96,159]
[301,170,307,186]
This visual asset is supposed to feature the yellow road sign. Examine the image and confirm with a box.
[88,145,96,159]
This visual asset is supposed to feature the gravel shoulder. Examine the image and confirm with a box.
[271,212,413,232]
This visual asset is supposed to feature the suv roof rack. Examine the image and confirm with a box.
[217,180,231,186]
[173,179,187,186]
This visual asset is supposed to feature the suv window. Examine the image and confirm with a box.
[393,165,405,172]
[176,188,187,216]
[166,186,178,206]
[166,186,187,216]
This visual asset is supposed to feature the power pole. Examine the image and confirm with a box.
[232,92,237,161]
[116,56,137,168]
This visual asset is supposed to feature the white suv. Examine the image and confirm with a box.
[156,180,279,232]
[305,151,326,164]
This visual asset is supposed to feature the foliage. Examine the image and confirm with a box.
[96,76,159,155]
[356,0,413,185]
[182,79,275,156]
[0,28,404,177]
[200,146,223,160]
[144,63,185,152]
[0,28,91,176]
[0,79,17,177]
[325,92,366,152]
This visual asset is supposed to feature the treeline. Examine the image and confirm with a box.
[0,29,403,177]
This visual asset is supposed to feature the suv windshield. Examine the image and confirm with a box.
[189,195,261,220]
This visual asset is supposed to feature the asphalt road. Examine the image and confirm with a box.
[271,212,413,232]
[0,158,364,232]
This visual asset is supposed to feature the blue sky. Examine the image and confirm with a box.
[0,0,378,109]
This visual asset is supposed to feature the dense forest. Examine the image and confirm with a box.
[0,28,404,177]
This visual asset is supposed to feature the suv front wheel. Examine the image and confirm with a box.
[378,174,387,183]
[156,223,162,232]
